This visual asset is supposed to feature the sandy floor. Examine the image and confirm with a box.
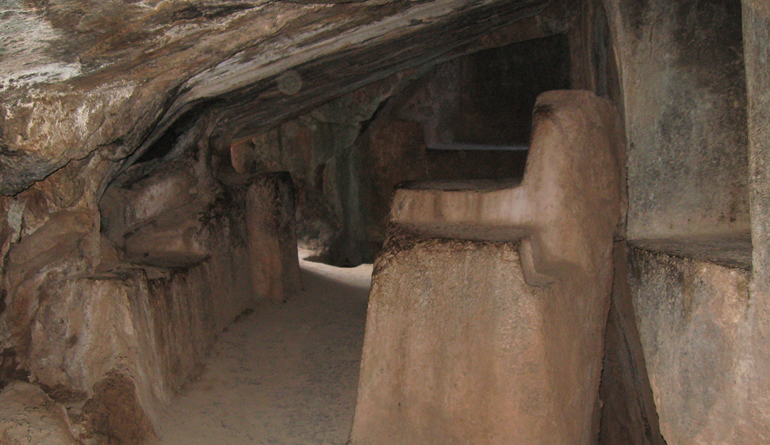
[157,251,372,445]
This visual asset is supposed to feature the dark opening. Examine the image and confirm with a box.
[433,33,571,150]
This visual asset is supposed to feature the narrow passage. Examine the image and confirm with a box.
[158,250,373,444]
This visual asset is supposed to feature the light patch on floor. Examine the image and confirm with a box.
[157,249,372,444]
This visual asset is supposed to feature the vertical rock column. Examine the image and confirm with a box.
[246,172,301,302]
[742,0,770,440]
[350,90,625,445]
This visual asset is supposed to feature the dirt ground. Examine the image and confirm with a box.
[157,250,372,445]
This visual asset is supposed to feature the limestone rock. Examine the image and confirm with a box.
[351,91,624,444]
[0,0,548,195]
[597,241,666,445]
[123,211,211,268]
[353,238,558,444]
[82,372,156,445]
[0,381,78,445]
[629,247,754,444]
[246,172,301,302]
[607,0,749,240]
[743,0,770,442]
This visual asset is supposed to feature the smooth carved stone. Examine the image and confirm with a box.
[389,90,625,285]
[350,90,624,445]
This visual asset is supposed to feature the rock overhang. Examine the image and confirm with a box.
[0,0,551,195]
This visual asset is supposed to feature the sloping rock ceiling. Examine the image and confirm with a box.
[2,0,767,444]
[0,0,552,195]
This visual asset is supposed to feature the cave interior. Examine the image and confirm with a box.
[0,0,768,444]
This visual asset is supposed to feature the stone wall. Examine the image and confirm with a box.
[0,142,299,441]
[606,0,749,241]
[742,0,770,441]
[628,247,756,444]
[596,2,768,442]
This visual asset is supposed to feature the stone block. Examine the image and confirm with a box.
[247,172,301,302]
[629,247,754,444]
[123,210,211,268]
[352,236,612,444]
[351,90,624,444]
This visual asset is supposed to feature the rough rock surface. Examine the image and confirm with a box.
[743,2,770,443]
[246,172,301,302]
[0,0,548,195]
[598,241,666,445]
[0,137,297,441]
[628,247,755,444]
[0,381,78,445]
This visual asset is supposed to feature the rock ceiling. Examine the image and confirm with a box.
[0,0,556,195]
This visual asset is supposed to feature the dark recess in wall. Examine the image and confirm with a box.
[451,33,571,146]
[135,106,205,165]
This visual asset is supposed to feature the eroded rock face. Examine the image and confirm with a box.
[0,0,549,195]
[81,372,155,445]
[0,129,300,442]
[0,381,78,445]
[629,247,754,444]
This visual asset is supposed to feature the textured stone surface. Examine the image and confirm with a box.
[390,90,625,285]
[246,172,301,302]
[0,132,294,442]
[352,233,613,445]
[606,0,749,241]
[81,372,156,445]
[741,1,770,442]
[598,241,666,445]
[744,0,770,295]
[17,194,261,430]
[629,247,755,444]
[353,239,553,444]
[0,0,547,195]
[630,234,752,271]
[351,91,624,444]
[0,381,78,445]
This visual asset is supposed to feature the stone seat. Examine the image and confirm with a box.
[350,90,625,445]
